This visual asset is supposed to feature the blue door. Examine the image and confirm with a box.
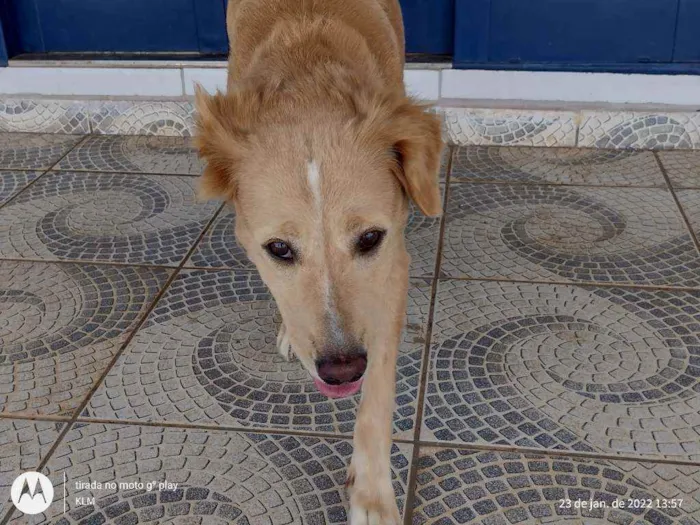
[0,0,452,65]
[0,0,228,60]
[453,0,700,73]
[2,0,700,72]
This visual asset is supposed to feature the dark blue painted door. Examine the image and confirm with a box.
[0,0,228,57]
[0,0,451,62]
[401,0,454,56]
[452,0,700,73]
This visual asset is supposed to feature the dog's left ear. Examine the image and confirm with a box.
[383,98,444,217]
[194,83,259,202]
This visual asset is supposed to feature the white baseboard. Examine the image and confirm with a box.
[4,63,700,107]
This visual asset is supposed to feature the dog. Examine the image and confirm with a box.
[194,0,443,522]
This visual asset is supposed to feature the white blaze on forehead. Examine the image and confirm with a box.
[307,159,344,344]
[307,160,322,210]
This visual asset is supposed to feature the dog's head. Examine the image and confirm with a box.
[194,84,442,397]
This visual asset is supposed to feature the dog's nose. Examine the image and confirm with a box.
[315,349,367,385]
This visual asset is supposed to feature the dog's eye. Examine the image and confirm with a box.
[356,229,385,254]
[266,240,294,262]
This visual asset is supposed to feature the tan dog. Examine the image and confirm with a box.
[194,0,443,522]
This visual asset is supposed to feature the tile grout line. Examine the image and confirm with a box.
[0,255,181,270]
[4,410,698,468]
[0,201,226,525]
[653,150,700,253]
[447,177,670,190]
[408,439,700,467]
[402,145,454,525]
[434,274,700,293]
[0,255,443,281]
[50,167,201,177]
[0,135,89,213]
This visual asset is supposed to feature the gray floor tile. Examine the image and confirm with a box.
[658,151,700,188]
[87,270,432,438]
[439,146,451,180]
[0,261,171,416]
[411,447,700,525]
[6,423,412,524]
[677,190,700,238]
[184,209,255,270]
[186,205,441,277]
[0,418,64,518]
[422,279,700,461]
[452,147,666,187]
[0,133,81,170]
[441,183,700,287]
[0,172,219,266]
[0,171,42,205]
[56,135,204,175]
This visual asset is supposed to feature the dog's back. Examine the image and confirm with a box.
[225,0,406,92]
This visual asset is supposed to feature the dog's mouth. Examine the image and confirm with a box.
[313,377,364,398]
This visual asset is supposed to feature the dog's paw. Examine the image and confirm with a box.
[347,468,400,525]
[276,322,294,361]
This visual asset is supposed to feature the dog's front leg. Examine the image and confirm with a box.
[347,341,401,525]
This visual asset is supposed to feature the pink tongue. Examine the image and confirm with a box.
[313,377,364,398]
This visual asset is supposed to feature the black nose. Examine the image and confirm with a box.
[316,349,367,385]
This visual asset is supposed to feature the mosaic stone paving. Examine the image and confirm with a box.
[0,171,220,265]
[441,183,700,287]
[56,135,204,175]
[451,147,666,187]
[578,112,700,150]
[412,448,700,525]
[0,418,64,518]
[186,206,441,276]
[658,152,700,189]
[89,100,196,136]
[87,270,431,437]
[0,133,82,170]
[0,261,171,416]
[423,279,700,460]
[0,99,91,135]
[0,171,41,205]
[3,129,700,525]
[445,109,578,148]
[3,423,411,525]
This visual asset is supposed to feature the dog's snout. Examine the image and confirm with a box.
[316,349,367,385]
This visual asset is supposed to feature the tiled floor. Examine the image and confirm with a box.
[1,133,700,524]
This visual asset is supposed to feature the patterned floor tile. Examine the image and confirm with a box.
[184,209,255,270]
[6,423,412,524]
[422,279,700,460]
[677,191,700,239]
[439,145,452,179]
[0,171,41,205]
[451,147,666,187]
[0,261,171,416]
[0,133,81,170]
[186,206,441,276]
[87,270,431,437]
[578,111,700,150]
[444,109,578,147]
[55,135,204,175]
[441,183,700,287]
[659,152,700,189]
[0,418,64,518]
[411,447,700,525]
[0,99,90,134]
[0,172,219,266]
[89,100,196,136]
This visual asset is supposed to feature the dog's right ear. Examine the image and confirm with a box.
[194,83,258,202]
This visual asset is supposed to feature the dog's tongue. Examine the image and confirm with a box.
[313,377,363,398]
